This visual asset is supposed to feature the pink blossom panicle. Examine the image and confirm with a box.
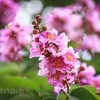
[30,15,81,93]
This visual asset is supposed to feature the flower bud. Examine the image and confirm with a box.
[79,66,85,72]
[35,15,41,19]
[33,29,39,34]
[32,21,36,25]
[33,24,38,29]
[42,26,47,31]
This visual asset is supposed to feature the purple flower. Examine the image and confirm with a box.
[30,29,70,58]
[78,63,95,85]
[38,55,79,93]
[85,9,100,32]
[35,30,79,93]
[82,35,100,53]
[76,0,95,9]
[92,75,100,92]
[0,0,19,25]
[0,21,32,62]
[45,5,83,41]
[30,16,80,93]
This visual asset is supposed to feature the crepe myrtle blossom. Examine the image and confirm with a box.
[29,29,57,58]
[78,63,96,85]
[45,6,83,42]
[78,63,100,92]
[45,6,82,32]
[38,54,80,93]
[30,15,82,93]
[30,29,70,58]
[0,21,31,62]
[0,0,19,25]
[92,75,100,92]
[82,34,100,53]
[76,0,95,9]
[85,9,100,33]
[45,0,100,44]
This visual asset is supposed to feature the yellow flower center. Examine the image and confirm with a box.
[66,54,74,62]
[48,33,56,41]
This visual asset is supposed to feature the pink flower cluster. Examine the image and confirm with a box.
[45,5,83,42]
[45,0,100,53]
[0,0,19,25]
[30,16,81,93]
[78,63,100,92]
[0,21,31,62]
[82,35,100,53]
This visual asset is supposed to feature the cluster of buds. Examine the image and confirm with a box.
[32,15,47,34]
[30,15,85,93]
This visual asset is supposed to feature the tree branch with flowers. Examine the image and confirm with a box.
[0,0,100,100]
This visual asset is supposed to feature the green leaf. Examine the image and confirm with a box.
[57,91,78,100]
[83,85,100,100]
[0,66,19,76]
[69,84,79,93]
[57,91,67,100]
[10,94,33,100]
[70,86,99,100]
[0,76,40,93]
[43,97,57,100]
[33,76,47,86]
[65,92,79,100]
[43,81,53,92]
[0,62,21,76]
[83,85,98,93]
[25,71,53,93]
[25,70,37,79]
[25,70,47,86]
